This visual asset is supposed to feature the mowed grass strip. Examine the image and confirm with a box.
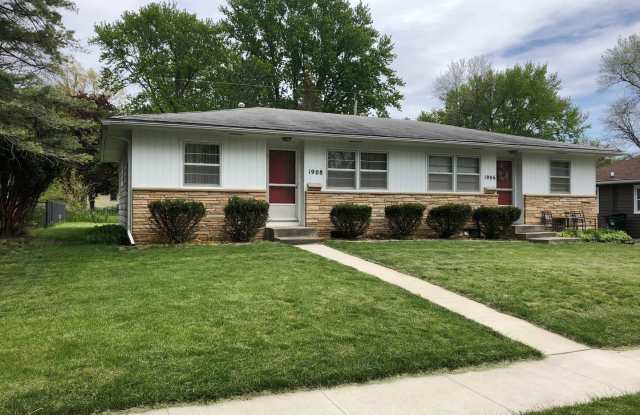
[327,239,640,348]
[523,393,640,414]
[0,224,537,415]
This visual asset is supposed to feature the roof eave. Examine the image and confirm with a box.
[102,118,624,156]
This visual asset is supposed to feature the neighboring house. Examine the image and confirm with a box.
[101,108,618,243]
[597,157,640,238]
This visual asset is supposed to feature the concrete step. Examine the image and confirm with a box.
[513,224,546,234]
[274,236,323,245]
[528,237,580,244]
[516,231,558,240]
[265,226,319,240]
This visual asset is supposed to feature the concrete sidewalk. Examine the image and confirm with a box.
[136,349,640,415]
[128,243,640,415]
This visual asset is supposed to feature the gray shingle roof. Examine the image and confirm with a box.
[105,107,618,155]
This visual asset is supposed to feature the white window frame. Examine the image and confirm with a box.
[326,149,357,189]
[550,160,571,194]
[634,184,640,215]
[455,156,481,193]
[359,151,389,190]
[427,154,481,193]
[182,141,222,188]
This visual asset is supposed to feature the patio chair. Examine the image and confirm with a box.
[541,210,553,229]
[566,210,587,231]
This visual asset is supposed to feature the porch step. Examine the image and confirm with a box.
[516,231,558,240]
[528,237,580,244]
[265,226,321,245]
[513,224,546,234]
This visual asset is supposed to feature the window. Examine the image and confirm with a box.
[550,161,571,194]
[635,185,640,214]
[327,151,356,188]
[184,143,220,186]
[456,157,480,192]
[360,152,388,189]
[428,155,454,191]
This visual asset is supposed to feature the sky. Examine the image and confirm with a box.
[61,0,640,143]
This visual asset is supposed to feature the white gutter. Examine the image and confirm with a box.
[597,180,640,185]
[102,119,623,157]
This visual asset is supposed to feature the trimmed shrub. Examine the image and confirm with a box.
[560,229,632,243]
[330,203,372,239]
[85,224,128,245]
[385,203,426,238]
[224,196,269,242]
[148,199,206,243]
[473,206,521,239]
[425,204,472,238]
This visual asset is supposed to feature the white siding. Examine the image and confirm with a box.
[302,139,493,193]
[131,128,266,190]
[129,126,598,198]
[521,152,597,196]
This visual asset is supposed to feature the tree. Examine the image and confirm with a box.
[92,2,233,113]
[221,0,404,116]
[420,61,589,142]
[600,34,640,150]
[0,0,75,75]
[54,61,119,209]
[0,0,100,237]
[0,82,98,236]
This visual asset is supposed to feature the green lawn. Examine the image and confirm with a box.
[523,394,640,414]
[0,224,537,415]
[327,240,640,348]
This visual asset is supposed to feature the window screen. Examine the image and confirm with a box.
[550,161,571,193]
[184,143,220,186]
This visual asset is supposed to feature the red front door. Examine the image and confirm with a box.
[496,160,513,205]
[269,150,296,204]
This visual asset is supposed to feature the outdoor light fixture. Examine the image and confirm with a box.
[282,136,292,142]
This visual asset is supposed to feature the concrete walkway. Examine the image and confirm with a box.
[129,243,640,415]
[298,244,586,356]
[137,348,640,415]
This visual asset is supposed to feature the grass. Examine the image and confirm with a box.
[523,394,640,414]
[327,239,640,348]
[0,224,537,415]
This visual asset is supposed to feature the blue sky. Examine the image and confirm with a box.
[62,0,640,144]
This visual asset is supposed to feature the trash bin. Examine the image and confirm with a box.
[606,213,626,231]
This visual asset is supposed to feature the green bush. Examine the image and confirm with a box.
[473,206,521,239]
[425,204,472,238]
[67,207,118,223]
[224,196,269,242]
[85,224,129,245]
[560,229,632,243]
[148,199,206,243]
[330,203,372,239]
[385,203,426,238]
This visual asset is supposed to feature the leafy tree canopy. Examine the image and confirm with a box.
[0,0,75,76]
[600,33,640,151]
[92,2,232,113]
[221,0,404,116]
[419,60,589,142]
[0,0,104,236]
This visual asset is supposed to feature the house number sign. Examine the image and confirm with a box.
[308,169,323,175]
[484,175,496,181]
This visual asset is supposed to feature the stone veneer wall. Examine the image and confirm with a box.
[523,195,598,227]
[132,189,266,244]
[305,191,499,238]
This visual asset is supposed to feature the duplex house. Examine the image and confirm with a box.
[101,107,617,243]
